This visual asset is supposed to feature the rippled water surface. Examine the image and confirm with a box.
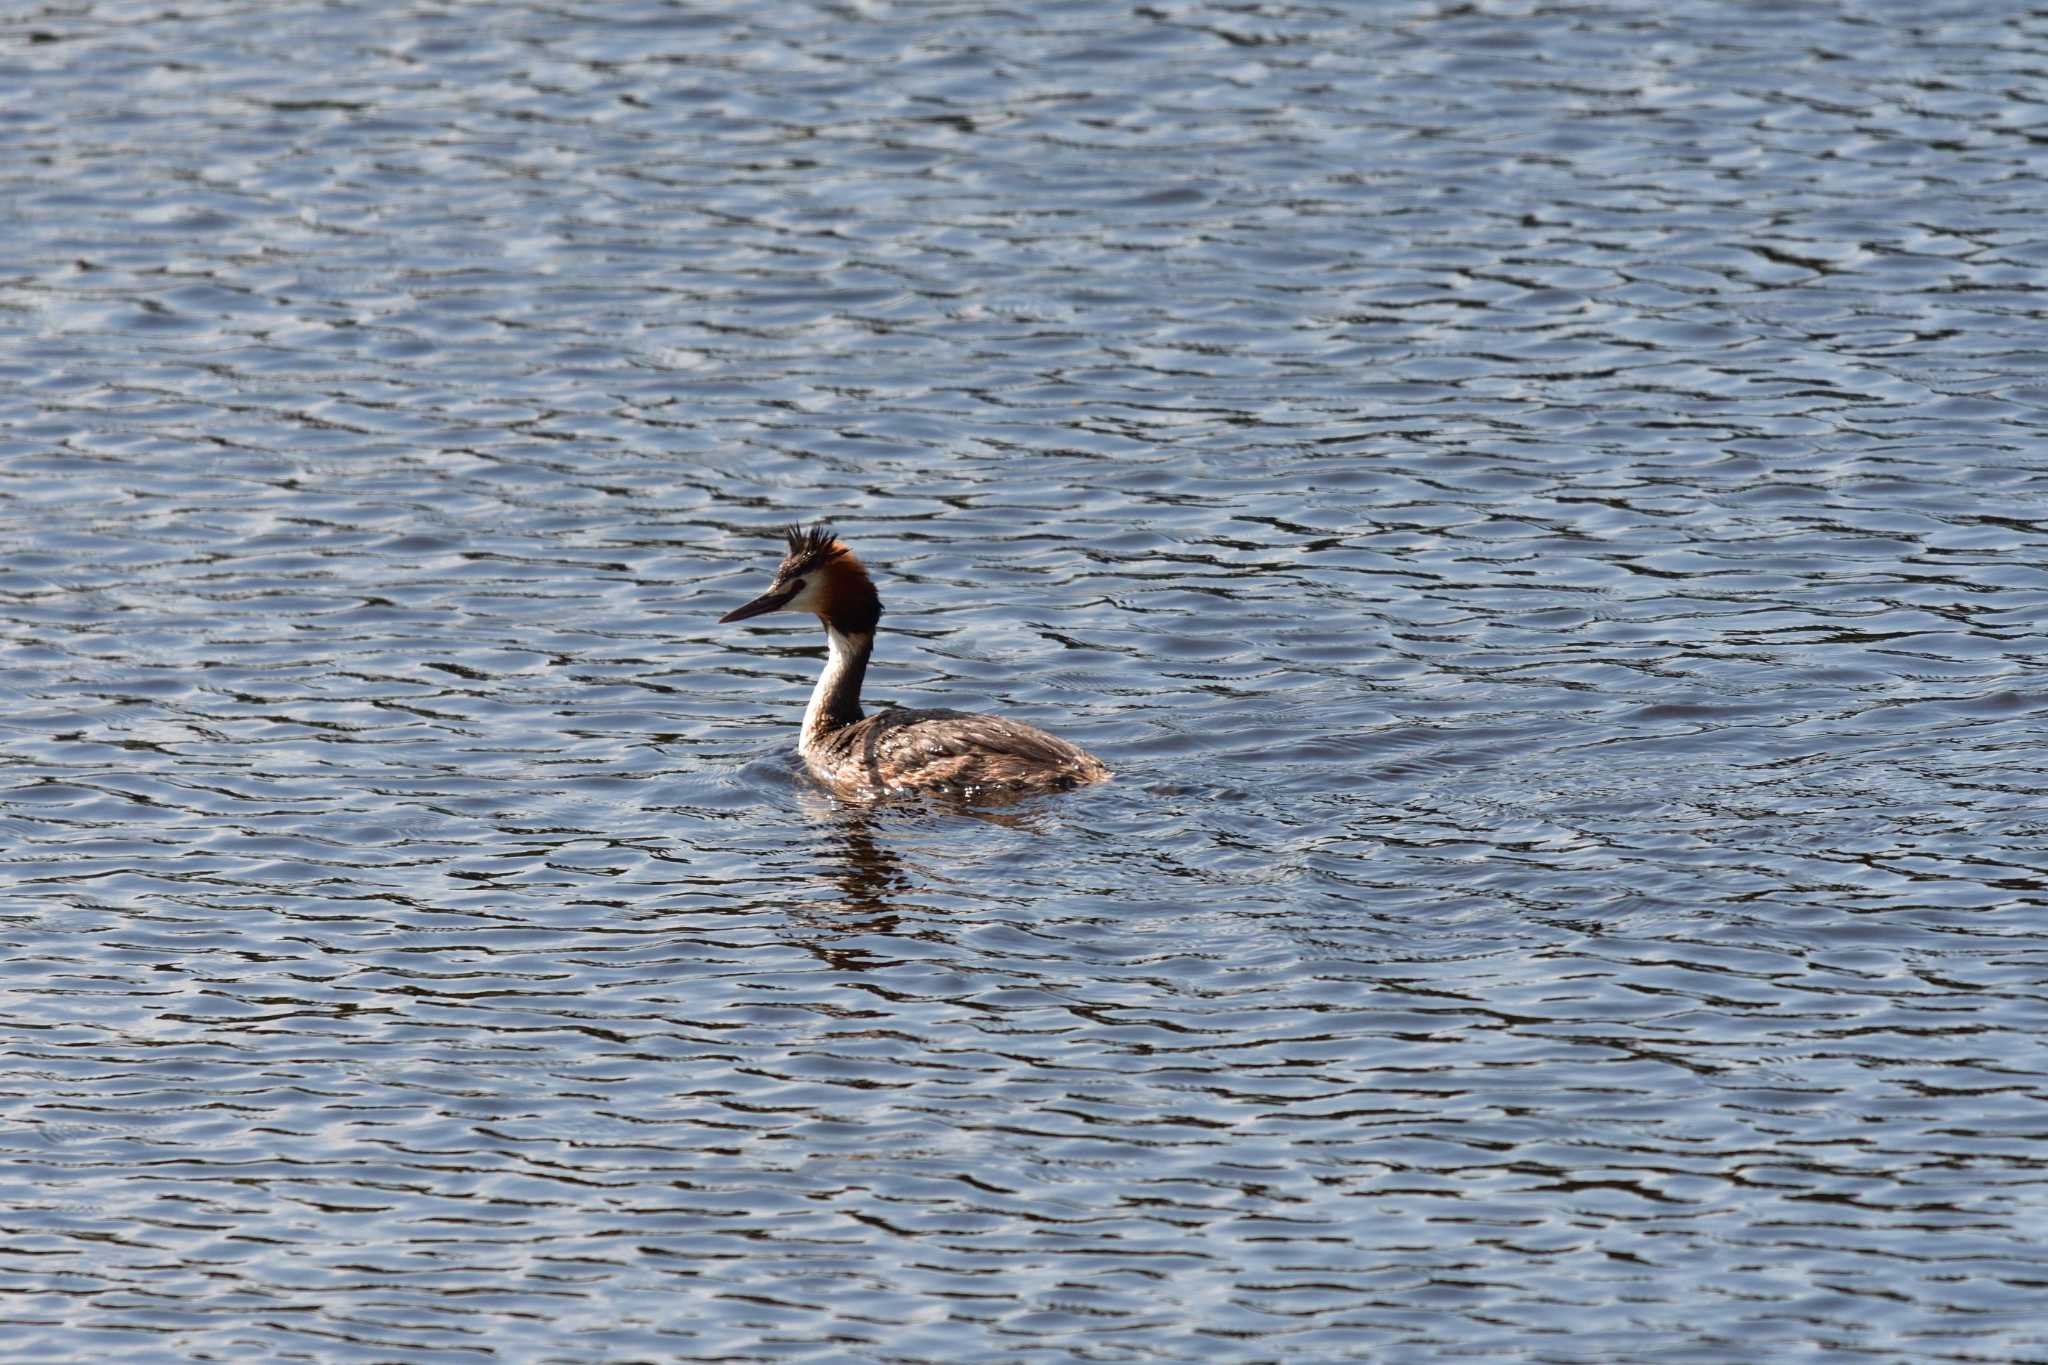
[7,1,2048,1360]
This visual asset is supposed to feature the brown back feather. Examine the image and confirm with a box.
[820,708,1110,793]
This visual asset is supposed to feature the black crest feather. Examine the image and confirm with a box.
[780,522,848,575]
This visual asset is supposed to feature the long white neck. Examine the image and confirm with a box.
[801,625,871,750]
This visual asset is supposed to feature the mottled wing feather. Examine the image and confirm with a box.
[823,708,1109,794]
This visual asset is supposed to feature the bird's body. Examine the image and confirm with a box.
[720,526,1110,798]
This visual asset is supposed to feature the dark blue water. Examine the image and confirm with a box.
[6,2,2048,1360]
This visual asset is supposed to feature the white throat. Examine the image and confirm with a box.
[801,625,871,750]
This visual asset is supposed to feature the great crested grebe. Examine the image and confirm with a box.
[719,525,1111,797]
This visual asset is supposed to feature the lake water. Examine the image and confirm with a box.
[5,1,2048,1360]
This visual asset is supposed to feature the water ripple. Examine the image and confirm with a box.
[5,0,2048,1361]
